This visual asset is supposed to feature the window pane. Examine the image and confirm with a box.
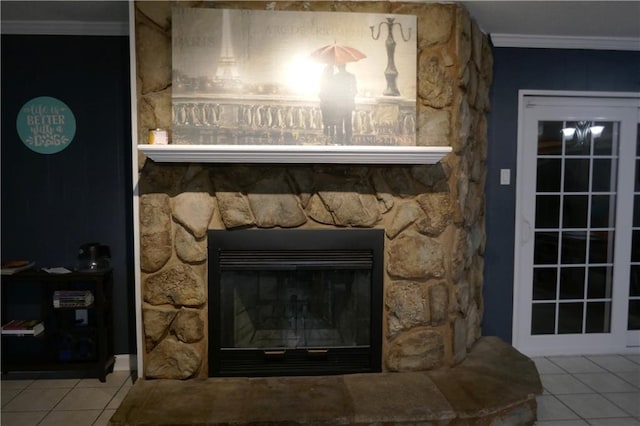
[633,195,640,227]
[536,195,560,228]
[562,232,587,264]
[538,121,563,156]
[564,159,590,192]
[537,159,561,192]
[592,159,614,192]
[589,231,614,264]
[586,302,611,333]
[631,266,640,297]
[636,159,640,192]
[535,232,558,265]
[560,267,585,299]
[532,303,556,334]
[593,122,613,156]
[563,195,588,228]
[565,121,591,156]
[591,195,614,229]
[632,231,640,262]
[628,300,640,330]
[533,268,557,300]
[558,302,584,334]
[588,267,612,299]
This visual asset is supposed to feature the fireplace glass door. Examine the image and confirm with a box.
[220,268,371,350]
[209,229,383,376]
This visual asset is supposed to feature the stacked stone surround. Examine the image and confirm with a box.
[135,1,492,379]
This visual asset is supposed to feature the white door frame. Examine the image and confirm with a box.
[512,90,640,356]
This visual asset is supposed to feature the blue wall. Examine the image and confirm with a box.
[1,35,135,354]
[483,48,640,342]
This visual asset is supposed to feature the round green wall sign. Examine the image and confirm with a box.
[16,96,76,154]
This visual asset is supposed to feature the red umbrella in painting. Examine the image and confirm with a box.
[309,43,366,64]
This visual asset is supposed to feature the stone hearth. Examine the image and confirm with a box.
[136,1,491,379]
[110,337,542,425]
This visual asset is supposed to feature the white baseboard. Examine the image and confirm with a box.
[114,354,133,372]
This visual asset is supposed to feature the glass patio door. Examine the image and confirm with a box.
[513,94,639,356]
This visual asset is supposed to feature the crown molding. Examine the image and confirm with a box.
[491,33,640,51]
[1,20,128,36]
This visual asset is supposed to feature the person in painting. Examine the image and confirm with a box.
[319,64,336,141]
[331,63,357,145]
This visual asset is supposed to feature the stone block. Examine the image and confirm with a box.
[345,372,455,423]
[387,328,445,371]
[146,337,201,379]
[174,225,206,263]
[387,231,445,280]
[171,308,204,343]
[144,263,206,307]
[172,192,214,239]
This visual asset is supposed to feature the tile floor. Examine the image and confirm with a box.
[1,354,639,426]
[534,354,640,426]
[1,370,132,426]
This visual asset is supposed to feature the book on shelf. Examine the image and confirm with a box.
[1,260,35,275]
[1,319,44,336]
[53,290,94,308]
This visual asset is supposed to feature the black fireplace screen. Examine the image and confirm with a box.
[209,229,383,377]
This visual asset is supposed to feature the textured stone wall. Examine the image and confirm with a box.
[135,1,492,379]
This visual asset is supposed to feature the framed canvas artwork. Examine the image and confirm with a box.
[172,8,417,147]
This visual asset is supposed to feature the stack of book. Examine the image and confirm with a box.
[1,319,45,336]
[53,290,94,308]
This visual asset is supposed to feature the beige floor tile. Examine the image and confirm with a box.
[535,420,589,426]
[540,374,593,394]
[587,355,640,373]
[574,372,638,393]
[38,409,102,426]
[26,378,79,389]
[534,357,566,374]
[623,354,640,364]
[107,384,133,410]
[0,410,48,426]
[94,409,117,426]
[556,394,629,419]
[0,379,34,389]
[536,395,579,421]
[616,370,640,388]
[603,392,640,417]
[54,386,119,411]
[587,418,640,426]
[76,370,131,388]
[2,388,70,412]
[547,356,606,374]
[120,374,136,389]
[1,387,22,407]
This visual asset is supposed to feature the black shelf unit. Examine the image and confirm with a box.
[1,269,115,382]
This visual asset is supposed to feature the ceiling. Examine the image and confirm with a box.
[1,1,639,49]
[461,1,640,38]
[461,1,640,50]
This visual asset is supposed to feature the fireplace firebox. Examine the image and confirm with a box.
[208,229,383,377]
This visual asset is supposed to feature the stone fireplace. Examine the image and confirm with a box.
[135,1,492,380]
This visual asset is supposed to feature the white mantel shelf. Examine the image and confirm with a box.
[138,144,452,165]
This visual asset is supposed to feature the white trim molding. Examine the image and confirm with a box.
[138,144,452,165]
[0,20,128,36]
[491,33,640,51]
[113,354,133,372]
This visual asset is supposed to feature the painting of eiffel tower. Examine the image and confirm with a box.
[171,7,417,147]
